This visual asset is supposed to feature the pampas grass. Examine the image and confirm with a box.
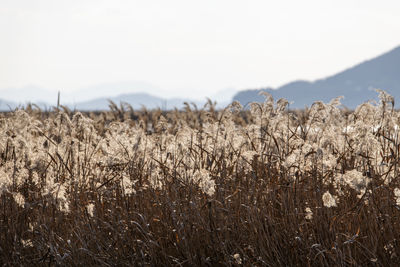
[0,90,400,265]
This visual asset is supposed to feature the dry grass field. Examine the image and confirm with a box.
[1,90,400,266]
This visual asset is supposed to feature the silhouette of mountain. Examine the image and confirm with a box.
[0,82,163,105]
[0,82,233,110]
[70,92,206,111]
[233,46,400,109]
[71,81,163,103]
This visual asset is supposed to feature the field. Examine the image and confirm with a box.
[1,90,400,266]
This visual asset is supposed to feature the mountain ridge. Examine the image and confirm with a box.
[233,45,400,109]
[1,46,399,110]
[0,91,230,111]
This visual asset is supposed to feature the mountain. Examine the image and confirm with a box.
[233,45,400,109]
[71,93,164,110]
[69,92,207,111]
[68,81,163,103]
[0,81,163,105]
[0,81,234,110]
[68,84,236,109]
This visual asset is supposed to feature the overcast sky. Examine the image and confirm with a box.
[1,0,400,100]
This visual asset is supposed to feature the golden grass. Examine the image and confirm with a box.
[1,92,400,265]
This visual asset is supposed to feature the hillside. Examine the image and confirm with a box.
[71,92,210,111]
[233,46,400,109]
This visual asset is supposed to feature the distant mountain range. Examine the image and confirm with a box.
[0,81,237,111]
[233,45,400,109]
[0,92,222,111]
[1,46,399,111]
[72,93,210,111]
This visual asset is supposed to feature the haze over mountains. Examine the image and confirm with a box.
[1,45,399,111]
[233,45,400,109]
[0,82,237,111]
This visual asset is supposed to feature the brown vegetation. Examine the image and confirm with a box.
[1,91,400,266]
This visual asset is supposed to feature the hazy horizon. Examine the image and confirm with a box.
[2,0,400,102]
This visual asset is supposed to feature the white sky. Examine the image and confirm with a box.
[1,0,400,99]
